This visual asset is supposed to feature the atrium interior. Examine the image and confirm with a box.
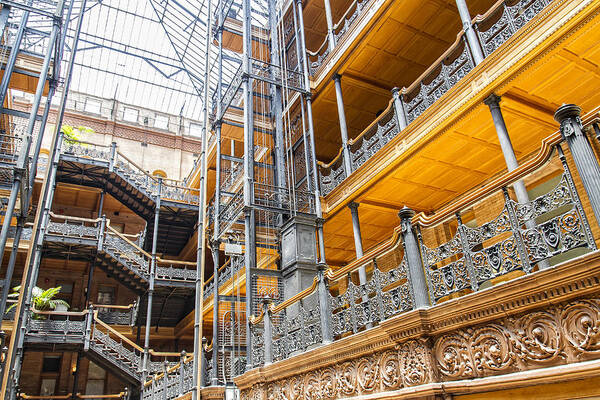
[1,0,600,400]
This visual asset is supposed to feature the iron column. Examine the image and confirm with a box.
[333,73,353,178]
[555,104,600,227]
[455,0,484,64]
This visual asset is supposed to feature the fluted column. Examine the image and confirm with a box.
[555,104,600,227]
[333,74,353,177]
[398,207,430,309]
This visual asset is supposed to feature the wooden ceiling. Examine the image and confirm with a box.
[322,4,600,266]
[307,0,497,161]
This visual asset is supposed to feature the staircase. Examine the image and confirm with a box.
[43,214,196,293]
[23,307,181,387]
[57,140,199,256]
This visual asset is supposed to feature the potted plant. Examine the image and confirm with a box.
[7,286,69,319]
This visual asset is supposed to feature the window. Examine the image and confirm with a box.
[188,122,202,137]
[154,114,169,130]
[123,107,139,123]
[96,286,115,305]
[84,98,101,114]
[55,280,73,308]
[42,356,62,373]
[85,362,106,395]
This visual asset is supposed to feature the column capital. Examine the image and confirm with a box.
[483,93,502,108]
[348,201,360,213]
[397,206,415,221]
[391,87,401,98]
[555,104,584,139]
[332,73,342,83]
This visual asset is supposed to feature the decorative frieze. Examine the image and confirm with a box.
[239,290,600,400]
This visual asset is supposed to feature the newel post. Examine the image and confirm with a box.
[398,207,430,309]
[108,142,117,172]
[263,301,273,365]
[317,263,333,344]
[555,104,600,227]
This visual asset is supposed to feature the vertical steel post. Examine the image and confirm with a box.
[143,179,162,381]
[391,88,408,131]
[317,264,333,343]
[269,0,287,195]
[332,74,352,177]
[296,0,326,263]
[242,0,256,372]
[0,8,30,107]
[263,302,273,365]
[210,246,219,385]
[0,0,65,274]
[555,104,600,227]
[192,0,212,397]
[455,0,484,64]
[348,202,367,284]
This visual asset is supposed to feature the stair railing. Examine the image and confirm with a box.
[93,302,138,326]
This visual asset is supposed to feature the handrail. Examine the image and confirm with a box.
[105,222,152,258]
[204,257,232,286]
[306,35,328,57]
[401,31,466,97]
[92,303,136,310]
[30,308,89,317]
[93,312,144,352]
[332,0,360,31]
[48,212,101,223]
[115,150,158,183]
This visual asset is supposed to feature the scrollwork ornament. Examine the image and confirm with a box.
[511,311,563,364]
[356,355,379,393]
[380,350,401,389]
[338,361,357,396]
[303,371,320,400]
[320,367,337,399]
[434,333,474,379]
[561,299,600,355]
[470,325,514,374]
[398,340,432,387]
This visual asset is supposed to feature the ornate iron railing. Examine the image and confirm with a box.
[316,0,553,196]
[61,139,199,206]
[249,127,599,367]
[94,302,139,326]
[475,0,551,57]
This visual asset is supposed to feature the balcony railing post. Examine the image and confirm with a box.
[98,215,106,251]
[391,88,408,131]
[455,0,484,65]
[263,301,273,365]
[179,351,186,395]
[84,305,93,351]
[555,104,600,228]
[398,207,430,309]
[108,142,117,172]
[317,264,333,344]
[162,361,168,400]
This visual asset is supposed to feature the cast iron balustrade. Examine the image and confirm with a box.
[17,392,129,400]
[316,0,554,196]
[475,0,552,57]
[95,302,139,326]
[40,213,196,285]
[61,139,199,206]
[249,123,600,367]
[204,256,245,296]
